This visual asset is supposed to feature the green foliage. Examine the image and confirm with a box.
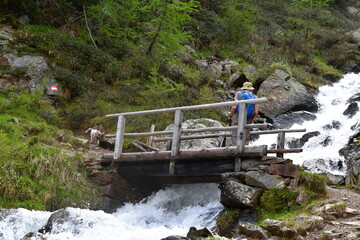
[89,0,199,60]
[291,0,334,10]
[270,62,293,76]
[260,189,299,212]
[0,89,100,210]
[17,29,122,96]
[217,0,257,44]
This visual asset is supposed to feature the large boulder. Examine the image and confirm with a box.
[220,180,263,208]
[153,118,225,151]
[257,70,318,117]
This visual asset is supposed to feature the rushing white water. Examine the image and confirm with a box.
[0,184,223,240]
[253,73,360,175]
[2,74,359,240]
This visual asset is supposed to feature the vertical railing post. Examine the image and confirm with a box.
[147,124,156,147]
[277,131,285,158]
[114,115,126,160]
[235,103,247,171]
[169,110,183,175]
[236,103,247,153]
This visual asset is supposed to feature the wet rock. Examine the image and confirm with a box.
[186,227,212,240]
[215,209,242,238]
[257,70,318,117]
[21,232,44,240]
[323,121,341,130]
[351,121,360,131]
[272,111,317,129]
[320,136,332,147]
[220,180,263,208]
[161,236,189,240]
[343,62,360,74]
[343,102,359,118]
[39,208,72,234]
[237,223,269,239]
[348,93,360,103]
[288,131,320,148]
[302,158,344,174]
[245,171,290,189]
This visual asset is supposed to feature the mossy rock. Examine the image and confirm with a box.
[260,189,298,212]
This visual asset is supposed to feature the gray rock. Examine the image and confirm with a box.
[257,70,318,117]
[227,72,244,89]
[161,236,189,240]
[221,172,246,183]
[220,180,263,208]
[348,93,360,103]
[186,227,212,240]
[272,111,317,129]
[326,173,345,185]
[153,118,225,151]
[243,65,260,81]
[343,102,359,118]
[245,171,289,189]
[219,59,240,76]
[237,223,269,239]
[340,130,360,185]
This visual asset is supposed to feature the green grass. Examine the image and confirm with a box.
[0,89,100,210]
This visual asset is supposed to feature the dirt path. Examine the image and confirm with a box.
[306,186,360,240]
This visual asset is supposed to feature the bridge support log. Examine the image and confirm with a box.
[169,110,183,175]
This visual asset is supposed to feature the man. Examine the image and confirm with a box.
[228,81,259,145]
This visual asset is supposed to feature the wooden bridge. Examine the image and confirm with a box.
[101,99,306,184]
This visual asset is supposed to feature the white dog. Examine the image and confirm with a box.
[85,128,103,145]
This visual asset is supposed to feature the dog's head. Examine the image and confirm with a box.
[85,128,92,134]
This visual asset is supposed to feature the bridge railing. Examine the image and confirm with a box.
[105,99,306,167]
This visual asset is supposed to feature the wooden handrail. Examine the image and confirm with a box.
[105,98,308,174]
[106,98,267,117]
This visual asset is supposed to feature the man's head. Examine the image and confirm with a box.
[241,82,254,91]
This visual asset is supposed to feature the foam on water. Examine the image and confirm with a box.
[2,74,359,240]
[0,184,223,240]
[252,73,360,175]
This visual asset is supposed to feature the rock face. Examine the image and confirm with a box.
[340,129,360,186]
[257,70,318,117]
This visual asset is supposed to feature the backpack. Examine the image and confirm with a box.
[236,90,256,118]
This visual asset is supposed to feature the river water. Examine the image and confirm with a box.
[1,73,359,240]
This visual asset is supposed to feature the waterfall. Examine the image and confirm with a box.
[0,184,223,240]
[253,73,360,175]
[1,73,359,240]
